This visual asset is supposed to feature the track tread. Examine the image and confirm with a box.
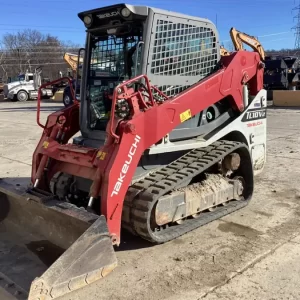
[122,140,251,243]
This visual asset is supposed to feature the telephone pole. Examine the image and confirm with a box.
[292,2,300,49]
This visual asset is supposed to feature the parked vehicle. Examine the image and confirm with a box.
[3,68,53,101]
[63,78,80,107]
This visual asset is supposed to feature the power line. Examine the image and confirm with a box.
[266,37,292,42]
[1,41,81,45]
[0,53,71,56]
[1,30,291,50]
[8,44,80,47]
[0,46,82,52]
[0,28,83,33]
[0,23,82,30]
[2,58,67,61]
[1,63,66,67]
[258,31,290,37]
[292,1,300,49]
[220,30,292,43]
[0,49,79,52]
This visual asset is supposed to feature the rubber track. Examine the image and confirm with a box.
[123,140,250,243]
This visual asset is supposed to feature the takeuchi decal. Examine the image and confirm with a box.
[111,135,141,197]
[97,11,120,19]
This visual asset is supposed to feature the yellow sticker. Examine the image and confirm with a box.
[42,141,49,149]
[97,151,107,160]
[180,109,192,123]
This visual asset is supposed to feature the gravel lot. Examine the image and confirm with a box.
[1,100,300,300]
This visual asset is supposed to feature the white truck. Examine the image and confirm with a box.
[3,67,53,101]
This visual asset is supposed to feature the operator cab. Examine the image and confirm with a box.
[86,31,142,130]
[77,4,145,142]
[76,4,227,149]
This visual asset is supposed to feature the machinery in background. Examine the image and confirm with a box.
[226,28,300,92]
[264,56,300,91]
[285,57,300,90]
[229,27,265,60]
[0,4,267,300]
[220,28,265,61]
[264,58,289,90]
[3,68,53,101]
[0,77,4,94]
[62,52,82,106]
[63,52,83,78]
[0,77,4,101]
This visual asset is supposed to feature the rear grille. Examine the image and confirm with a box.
[151,20,218,79]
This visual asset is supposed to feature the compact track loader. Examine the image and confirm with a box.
[0,3,267,300]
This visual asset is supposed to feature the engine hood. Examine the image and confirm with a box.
[3,81,28,97]
[5,81,22,90]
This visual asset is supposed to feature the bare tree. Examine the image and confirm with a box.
[0,29,82,81]
[0,43,8,81]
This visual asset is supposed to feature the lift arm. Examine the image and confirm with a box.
[229,27,265,61]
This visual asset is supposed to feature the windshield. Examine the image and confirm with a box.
[9,75,25,83]
[87,33,142,130]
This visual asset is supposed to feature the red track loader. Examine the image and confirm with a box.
[0,3,267,300]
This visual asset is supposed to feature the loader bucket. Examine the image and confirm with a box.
[0,180,117,300]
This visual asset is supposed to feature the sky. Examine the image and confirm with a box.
[0,0,299,50]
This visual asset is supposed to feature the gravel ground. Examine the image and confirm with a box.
[1,100,300,300]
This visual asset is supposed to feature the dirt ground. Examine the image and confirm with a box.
[1,100,300,300]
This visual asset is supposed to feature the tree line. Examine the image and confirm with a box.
[0,29,81,82]
[1,29,299,83]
